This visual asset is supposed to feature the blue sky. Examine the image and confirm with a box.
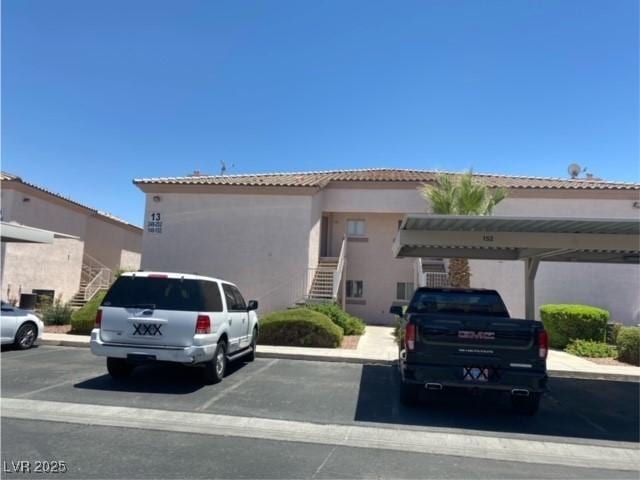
[3,0,638,225]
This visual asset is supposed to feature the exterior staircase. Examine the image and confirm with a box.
[307,258,339,302]
[70,254,113,308]
[415,258,449,288]
[305,235,347,305]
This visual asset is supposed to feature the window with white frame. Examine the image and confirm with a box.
[346,219,366,237]
[396,282,414,301]
[346,280,364,298]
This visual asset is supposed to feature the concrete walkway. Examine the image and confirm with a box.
[40,327,640,381]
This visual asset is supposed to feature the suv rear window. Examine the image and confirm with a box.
[408,289,509,317]
[102,277,223,312]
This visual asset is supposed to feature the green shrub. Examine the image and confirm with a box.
[606,322,623,345]
[565,339,617,358]
[305,303,366,335]
[258,308,343,348]
[616,327,640,366]
[41,297,73,325]
[540,304,609,349]
[70,291,107,335]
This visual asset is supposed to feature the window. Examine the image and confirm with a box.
[346,219,366,237]
[222,284,246,311]
[396,282,414,301]
[346,280,364,298]
[102,277,223,312]
[408,290,510,317]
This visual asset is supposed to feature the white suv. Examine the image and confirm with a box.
[90,272,259,384]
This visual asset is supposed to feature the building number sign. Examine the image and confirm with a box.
[148,212,163,233]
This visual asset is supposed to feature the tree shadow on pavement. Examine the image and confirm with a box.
[354,364,640,443]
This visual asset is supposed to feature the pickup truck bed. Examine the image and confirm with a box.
[392,288,548,415]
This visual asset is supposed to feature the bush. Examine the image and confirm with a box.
[616,327,640,366]
[540,304,609,349]
[40,297,73,325]
[258,308,343,348]
[70,291,107,335]
[606,322,623,345]
[305,303,366,335]
[565,339,617,358]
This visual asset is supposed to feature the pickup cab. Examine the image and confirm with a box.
[390,287,548,415]
[90,272,259,384]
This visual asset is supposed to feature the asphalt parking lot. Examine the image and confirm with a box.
[2,345,638,445]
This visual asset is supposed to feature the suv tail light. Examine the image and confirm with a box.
[538,330,549,359]
[195,315,211,334]
[405,323,416,351]
[95,309,102,328]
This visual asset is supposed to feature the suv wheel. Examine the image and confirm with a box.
[399,381,421,406]
[204,341,227,384]
[107,357,134,378]
[511,392,541,416]
[14,323,37,350]
[247,327,258,362]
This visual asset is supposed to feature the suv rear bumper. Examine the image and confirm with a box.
[90,329,216,365]
[400,361,548,393]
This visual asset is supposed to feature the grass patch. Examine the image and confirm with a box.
[564,339,617,358]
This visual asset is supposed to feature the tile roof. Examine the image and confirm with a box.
[1,172,142,230]
[133,168,640,190]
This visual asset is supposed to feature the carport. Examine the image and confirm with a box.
[1,221,77,243]
[392,215,640,318]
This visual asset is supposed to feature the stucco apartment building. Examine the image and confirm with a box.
[134,169,640,325]
[1,172,142,305]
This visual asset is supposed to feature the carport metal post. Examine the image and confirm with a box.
[524,257,540,320]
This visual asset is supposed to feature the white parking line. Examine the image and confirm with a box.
[196,359,279,411]
[2,398,638,471]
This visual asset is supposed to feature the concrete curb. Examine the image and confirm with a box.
[39,336,639,381]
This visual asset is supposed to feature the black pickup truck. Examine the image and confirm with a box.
[390,287,548,415]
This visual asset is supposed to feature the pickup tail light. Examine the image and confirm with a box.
[195,315,211,334]
[538,330,549,359]
[95,309,102,328]
[405,323,416,352]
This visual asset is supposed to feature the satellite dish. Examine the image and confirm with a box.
[568,163,582,179]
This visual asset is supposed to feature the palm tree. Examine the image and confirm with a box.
[420,171,508,287]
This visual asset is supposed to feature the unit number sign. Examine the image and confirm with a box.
[148,212,163,233]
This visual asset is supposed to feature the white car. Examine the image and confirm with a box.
[1,301,44,349]
[90,271,259,384]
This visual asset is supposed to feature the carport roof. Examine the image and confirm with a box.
[1,222,79,244]
[393,215,640,264]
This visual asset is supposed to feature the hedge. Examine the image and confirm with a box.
[540,304,609,349]
[564,339,617,358]
[616,327,640,366]
[258,308,343,348]
[305,303,366,335]
[70,291,106,335]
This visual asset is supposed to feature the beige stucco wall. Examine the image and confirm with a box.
[84,215,142,271]
[1,183,143,303]
[137,183,639,326]
[328,212,415,324]
[0,238,84,302]
[120,249,142,272]
[470,197,640,324]
[140,192,315,313]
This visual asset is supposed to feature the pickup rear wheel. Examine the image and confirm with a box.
[204,341,227,384]
[106,357,134,378]
[399,382,421,406]
[511,392,541,416]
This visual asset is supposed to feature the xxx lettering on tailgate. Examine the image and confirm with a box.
[132,324,163,336]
